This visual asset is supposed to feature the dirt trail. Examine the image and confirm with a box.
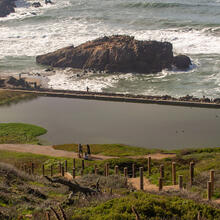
[0,144,177,161]
[128,177,179,191]
[128,153,176,160]
[0,144,115,160]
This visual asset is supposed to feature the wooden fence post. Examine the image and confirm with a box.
[159,178,163,191]
[160,164,164,178]
[139,167,143,190]
[114,165,119,175]
[178,175,183,190]
[189,161,194,186]
[65,160,68,172]
[61,166,64,176]
[82,160,85,170]
[42,164,45,176]
[210,170,215,195]
[148,156,151,175]
[72,168,75,179]
[106,163,109,176]
[59,162,62,174]
[172,162,176,185]
[31,163,34,175]
[207,181,212,200]
[73,158,76,169]
[132,163,135,178]
[124,167,128,177]
[50,165,53,177]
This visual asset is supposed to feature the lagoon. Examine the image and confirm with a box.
[0,96,220,149]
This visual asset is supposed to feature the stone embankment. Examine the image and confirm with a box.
[0,0,16,17]
[36,35,191,74]
[2,87,220,109]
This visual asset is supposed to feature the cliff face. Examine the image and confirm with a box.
[36,35,176,74]
[0,0,16,17]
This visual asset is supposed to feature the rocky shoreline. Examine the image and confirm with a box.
[1,75,220,107]
[0,76,41,89]
[0,0,16,17]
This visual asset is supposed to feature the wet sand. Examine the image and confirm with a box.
[0,96,220,149]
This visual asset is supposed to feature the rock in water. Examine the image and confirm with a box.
[173,55,192,70]
[36,35,175,74]
[0,0,16,17]
[32,2,42,8]
[36,35,192,74]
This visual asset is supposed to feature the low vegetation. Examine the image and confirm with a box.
[71,192,220,220]
[0,123,47,144]
[53,143,159,157]
[0,162,69,219]
[0,162,219,220]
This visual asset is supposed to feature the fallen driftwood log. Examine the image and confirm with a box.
[44,176,97,195]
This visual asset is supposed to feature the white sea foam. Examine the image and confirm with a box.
[132,28,220,55]
[0,0,220,97]
[0,0,71,21]
[47,70,135,92]
[0,10,220,60]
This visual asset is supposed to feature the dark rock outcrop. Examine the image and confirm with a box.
[36,35,175,74]
[32,2,42,8]
[0,0,16,17]
[173,55,191,70]
[0,76,31,88]
[36,35,192,74]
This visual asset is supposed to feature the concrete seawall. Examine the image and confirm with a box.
[1,87,220,109]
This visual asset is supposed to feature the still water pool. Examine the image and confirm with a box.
[0,96,220,149]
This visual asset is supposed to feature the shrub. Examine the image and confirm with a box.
[71,192,220,220]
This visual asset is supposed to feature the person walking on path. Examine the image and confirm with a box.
[84,152,89,160]
[78,144,83,158]
[87,144,91,157]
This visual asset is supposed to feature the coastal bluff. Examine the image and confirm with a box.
[36,35,191,74]
[0,0,16,17]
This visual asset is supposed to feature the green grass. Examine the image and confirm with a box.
[1,144,220,200]
[0,150,53,174]
[143,148,220,199]
[1,148,220,219]
[0,123,47,144]
[53,143,160,157]
[0,150,96,176]
[71,192,220,220]
[0,90,37,106]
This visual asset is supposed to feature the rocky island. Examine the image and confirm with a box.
[0,0,16,17]
[36,35,191,74]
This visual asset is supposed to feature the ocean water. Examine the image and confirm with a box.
[0,0,220,98]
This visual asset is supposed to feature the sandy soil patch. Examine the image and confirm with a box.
[128,177,179,191]
[128,153,176,160]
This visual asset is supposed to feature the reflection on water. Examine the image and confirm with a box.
[0,96,220,149]
[0,93,38,107]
